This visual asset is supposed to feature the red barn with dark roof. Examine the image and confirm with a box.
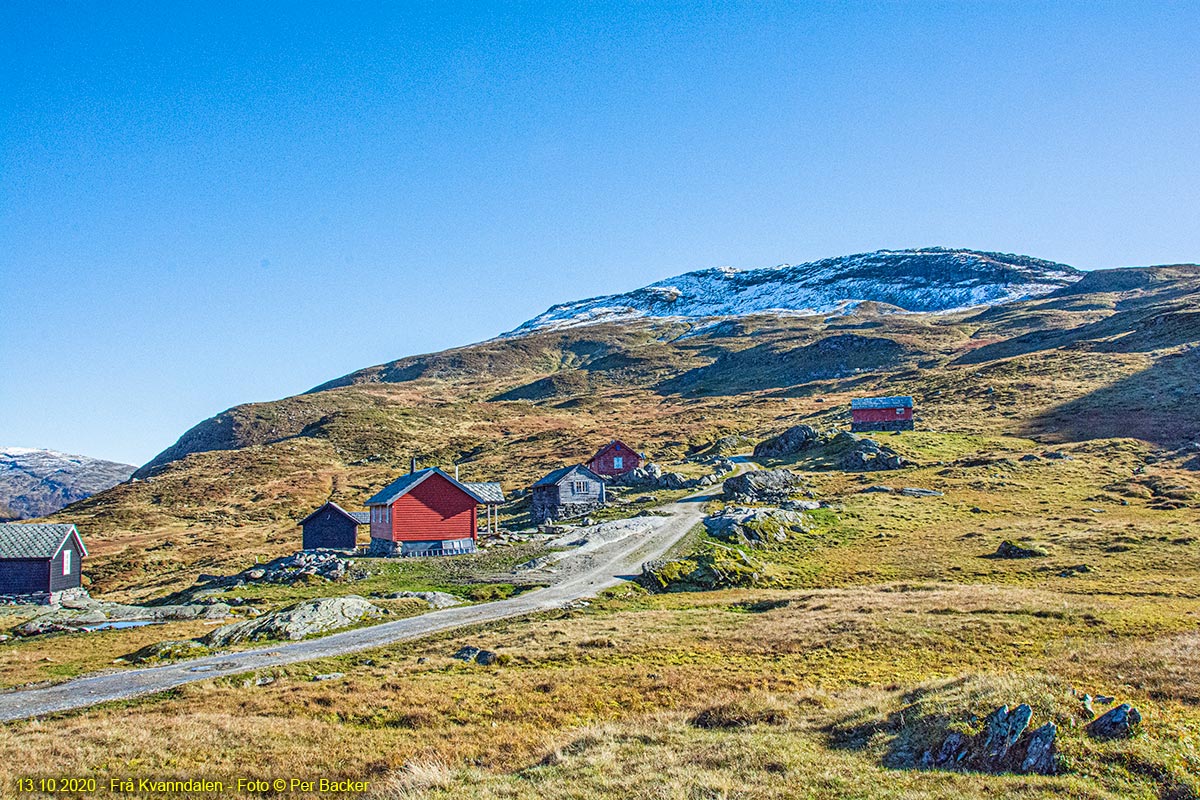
[851,396,915,432]
[586,440,643,477]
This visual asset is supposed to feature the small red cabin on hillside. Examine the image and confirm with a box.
[850,396,914,432]
[586,440,643,477]
[364,468,503,557]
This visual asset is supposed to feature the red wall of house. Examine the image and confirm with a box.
[852,407,913,423]
[374,473,477,543]
[588,442,641,476]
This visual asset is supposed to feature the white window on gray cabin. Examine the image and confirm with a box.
[63,549,71,575]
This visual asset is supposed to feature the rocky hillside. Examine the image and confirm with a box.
[507,248,1081,335]
[0,447,135,519]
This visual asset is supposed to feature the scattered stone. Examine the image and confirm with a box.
[312,672,345,681]
[452,645,500,665]
[899,487,944,498]
[255,676,275,686]
[1059,564,1092,577]
[1086,703,1142,740]
[994,540,1049,559]
[1019,454,1042,462]
[205,551,361,588]
[1043,451,1073,460]
[202,596,382,646]
[753,425,821,458]
[862,485,893,493]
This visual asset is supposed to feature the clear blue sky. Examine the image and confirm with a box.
[2,2,1198,466]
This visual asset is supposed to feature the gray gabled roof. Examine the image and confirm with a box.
[298,502,369,527]
[462,481,504,504]
[533,464,604,488]
[365,467,490,506]
[0,523,88,559]
[851,395,914,410]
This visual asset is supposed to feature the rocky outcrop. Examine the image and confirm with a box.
[722,469,809,503]
[125,639,211,664]
[14,599,231,637]
[202,595,382,646]
[836,434,906,471]
[921,704,1057,775]
[704,507,812,547]
[453,645,500,665]
[612,462,728,492]
[203,551,362,587]
[753,426,822,458]
[640,547,769,592]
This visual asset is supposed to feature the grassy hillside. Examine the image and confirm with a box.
[47,265,1200,600]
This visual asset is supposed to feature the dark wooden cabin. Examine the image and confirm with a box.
[299,502,369,551]
[365,468,502,557]
[586,439,643,477]
[850,396,915,432]
[530,465,606,524]
[0,523,87,601]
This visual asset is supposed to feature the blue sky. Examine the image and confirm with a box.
[2,2,1198,465]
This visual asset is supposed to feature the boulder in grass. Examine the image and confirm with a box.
[753,426,821,458]
[1086,704,1142,740]
[994,540,1049,559]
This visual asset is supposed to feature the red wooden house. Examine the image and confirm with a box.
[586,439,643,477]
[365,467,503,557]
[850,396,914,432]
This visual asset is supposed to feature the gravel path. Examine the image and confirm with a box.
[0,468,745,722]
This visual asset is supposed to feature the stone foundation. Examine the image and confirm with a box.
[0,587,90,606]
[530,499,605,524]
[368,538,476,558]
[851,420,915,432]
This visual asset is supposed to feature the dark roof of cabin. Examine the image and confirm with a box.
[298,502,370,527]
[0,523,88,559]
[462,481,504,504]
[366,467,490,506]
[850,395,914,410]
[533,464,604,487]
[591,439,638,459]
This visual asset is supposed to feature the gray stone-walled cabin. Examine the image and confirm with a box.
[299,502,369,550]
[0,523,88,604]
[530,465,606,524]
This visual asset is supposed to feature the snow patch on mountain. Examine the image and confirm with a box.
[507,248,1081,336]
[0,447,135,519]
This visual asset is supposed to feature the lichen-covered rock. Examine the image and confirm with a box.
[839,437,906,471]
[387,591,463,609]
[1086,703,1142,740]
[125,639,211,664]
[640,547,768,592]
[753,426,821,458]
[704,507,810,547]
[202,595,382,646]
[453,645,500,665]
[722,469,809,503]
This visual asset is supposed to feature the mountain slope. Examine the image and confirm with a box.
[0,447,135,519]
[53,257,1200,598]
[507,248,1081,335]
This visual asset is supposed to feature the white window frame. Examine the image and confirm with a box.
[62,549,71,576]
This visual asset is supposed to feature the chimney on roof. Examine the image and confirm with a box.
[455,465,460,481]
[410,458,418,474]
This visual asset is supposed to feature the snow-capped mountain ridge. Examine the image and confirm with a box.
[507,248,1082,336]
[0,447,135,520]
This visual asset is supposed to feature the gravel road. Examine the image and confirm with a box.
[0,467,745,722]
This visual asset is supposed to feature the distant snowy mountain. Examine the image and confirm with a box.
[507,248,1081,335]
[0,447,135,520]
